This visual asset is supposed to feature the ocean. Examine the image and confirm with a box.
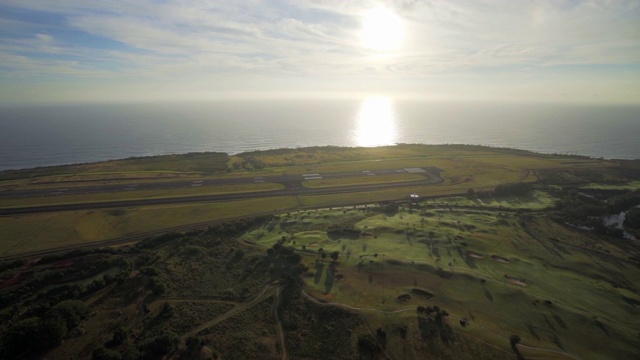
[1,99,639,171]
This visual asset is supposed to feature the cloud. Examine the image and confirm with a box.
[0,0,639,103]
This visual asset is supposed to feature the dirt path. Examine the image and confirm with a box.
[180,282,278,340]
[155,297,238,306]
[272,285,288,360]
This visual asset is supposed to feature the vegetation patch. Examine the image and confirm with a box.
[412,288,434,299]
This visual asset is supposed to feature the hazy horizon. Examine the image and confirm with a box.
[1,1,639,106]
[2,99,639,171]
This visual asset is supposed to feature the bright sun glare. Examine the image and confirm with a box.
[361,6,405,51]
[355,97,397,147]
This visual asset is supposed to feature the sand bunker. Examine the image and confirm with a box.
[507,279,527,286]
[467,251,483,259]
[307,242,318,247]
[491,255,511,263]
[334,274,344,281]
[397,294,411,302]
[505,275,526,286]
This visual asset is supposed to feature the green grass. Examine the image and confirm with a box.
[422,190,558,210]
[245,204,640,360]
[302,173,426,188]
[582,180,640,191]
[0,196,298,256]
[0,182,284,208]
[0,152,231,181]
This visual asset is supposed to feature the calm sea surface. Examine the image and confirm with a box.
[1,99,639,171]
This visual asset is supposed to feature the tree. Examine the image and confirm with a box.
[138,333,179,360]
[48,300,90,331]
[357,334,381,359]
[92,346,122,360]
[0,315,65,358]
[624,207,640,229]
[330,251,339,262]
[510,334,524,360]
[108,326,127,347]
[509,334,521,346]
[425,306,434,316]
[185,336,202,356]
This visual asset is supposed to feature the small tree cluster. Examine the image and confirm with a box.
[416,304,454,344]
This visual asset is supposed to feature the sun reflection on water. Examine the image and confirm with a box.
[355,97,397,147]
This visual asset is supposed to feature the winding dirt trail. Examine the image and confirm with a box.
[272,285,288,360]
[180,282,278,340]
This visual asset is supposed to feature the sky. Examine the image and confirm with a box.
[1,0,639,105]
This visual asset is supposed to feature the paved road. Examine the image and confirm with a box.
[0,167,442,216]
[0,167,440,198]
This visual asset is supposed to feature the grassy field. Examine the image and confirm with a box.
[2,145,639,360]
[0,152,231,181]
[0,144,625,257]
[302,173,426,188]
[245,203,640,360]
[0,196,298,256]
[582,180,640,191]
[421,190,558,210]
[0,182,284,208]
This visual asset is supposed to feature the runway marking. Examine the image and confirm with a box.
[404,168,427,173]
[302,174,320,177]
[304,176,322,180]
[191,184,202,187]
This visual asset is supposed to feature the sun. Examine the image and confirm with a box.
[360,6,405,51]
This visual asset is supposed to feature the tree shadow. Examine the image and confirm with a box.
[553,314,567,329]
[456,246,477,268]
[324,264,335,294]
[510,343,524,360]
[314,260,325,285]
[594,319,611,337]
[526,323,540,340]
[484,288,494,302]
[463,255,477,269]
[548,334,565,350]
[531,236,563,259]
[552,241,571,255]
[543,314,556,332]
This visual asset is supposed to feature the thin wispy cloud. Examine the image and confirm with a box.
[0,0,639,103]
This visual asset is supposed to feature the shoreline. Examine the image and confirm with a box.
[1,143,632,174]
